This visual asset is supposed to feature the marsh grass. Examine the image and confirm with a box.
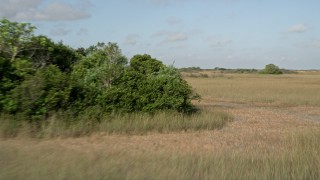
[186,73,320,106]
[1,129,319,180]
[1,72,320,179]
[0,110,232,138]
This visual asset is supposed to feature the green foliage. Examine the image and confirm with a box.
[0,18,36,61]
[22,36,78,72]
[213,68,258,74]
[6,65,70,120]
[69,42,128,110]
[1,18,76,73]
[0,56,35,112]
[103,55,197,113]
[260,64,283,74]
[214,67,227,71]
[179,66,202,72]
[0,19,198,123]
[130,54,163,74]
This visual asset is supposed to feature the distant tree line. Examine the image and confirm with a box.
[180,65,292,75]
[0,18,198,122]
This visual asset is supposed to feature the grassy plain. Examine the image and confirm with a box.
[1,71,320,179]
[185,71,320,106]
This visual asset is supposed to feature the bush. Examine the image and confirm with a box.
[260,64,283,74]
[5,65,70,120]
[102,54,198,113]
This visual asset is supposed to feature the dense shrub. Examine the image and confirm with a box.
[5,65,70,120]
[260,64,283,74]
[102,55,197,113]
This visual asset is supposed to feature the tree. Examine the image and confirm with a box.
[0,18,37,61]
[72,42,127,87]
[130,54,164,74]
[260,64,283,74]
[43,41,77,72]
[5,65,70,119]
[103,42,128,87]
[102,54,197,113]
[0,19,74,71]
[69,42,128,109]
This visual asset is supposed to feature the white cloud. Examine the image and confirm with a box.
[210,40,232,47]
[296,39,320,49]
[226,54,234,60]
[0,0,91,21]
[50,24,71,36]
[207,36,232,47]
[124,34,140,45]
[311,39,320,48]
[152,30,169,37]
[0,0,42,18]
[77,28,89,36]
[287,24,307,33]
[280,56,287,61]
[167,17,182,25]
[167,33,188,42]
[153,31,188,43]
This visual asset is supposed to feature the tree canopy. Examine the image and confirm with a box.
[260,64,283,74]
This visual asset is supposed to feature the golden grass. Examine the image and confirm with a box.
[186,72,320,106]
[0,110,232,138]
[1,129,320,180]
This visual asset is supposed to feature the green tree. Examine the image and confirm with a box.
[103,55,197,113]
[0,56,34,112]
[0,19,77,114]
[69,42,127,109]
[0,19,72,72]
[0,18,37,61]
[20,36,77,72]
[6,65,70,120]
[130,54,164,74]
[260,64,283,74]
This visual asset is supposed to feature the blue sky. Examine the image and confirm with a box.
[1,0,320,69]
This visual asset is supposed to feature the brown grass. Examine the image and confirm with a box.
[186,72,320,106]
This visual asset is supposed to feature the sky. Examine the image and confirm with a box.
[1,0,320,69]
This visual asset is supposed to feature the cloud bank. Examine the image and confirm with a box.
[0,0,91,21]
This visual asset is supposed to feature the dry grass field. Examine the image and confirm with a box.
[1,71,320,179]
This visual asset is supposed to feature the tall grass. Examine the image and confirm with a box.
[0,110,232,138]
[1,129,319,179]
[186,73,320,106]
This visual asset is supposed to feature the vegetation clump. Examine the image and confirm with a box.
[0,18,198,123]
[260,64,283,74]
